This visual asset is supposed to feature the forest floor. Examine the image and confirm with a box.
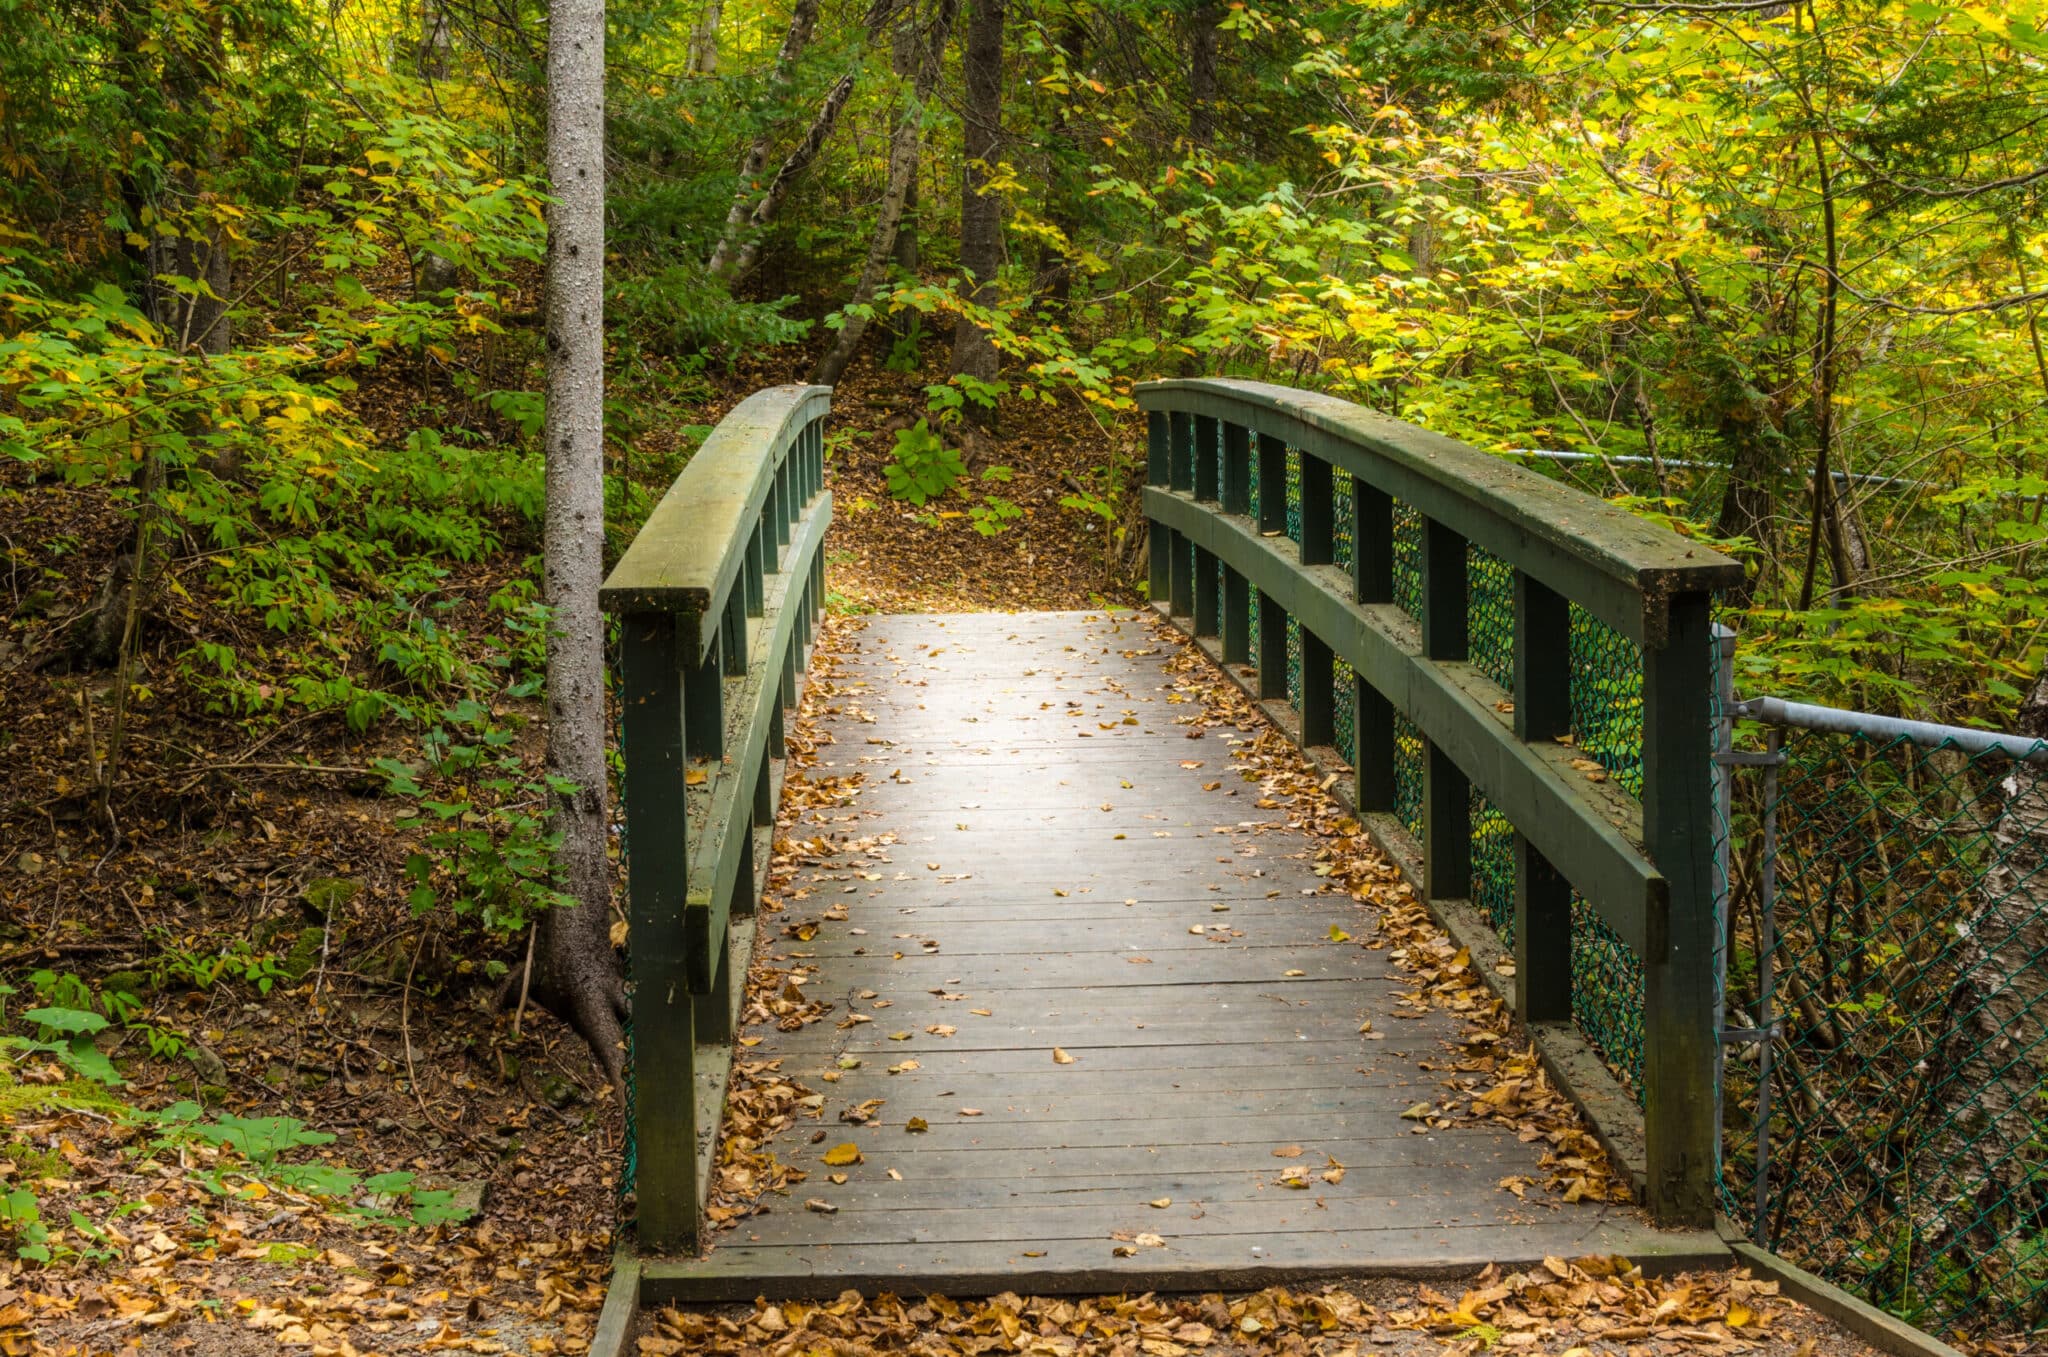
[0,334,1139,1357]
[0,337,1910,1357]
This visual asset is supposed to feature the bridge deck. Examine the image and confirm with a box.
[652,611,1718,1300]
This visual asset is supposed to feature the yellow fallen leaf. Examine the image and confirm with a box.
[1052,1047,1076,1064]
[1400,1103,1432,1120]
[821,1142,862,1166]
[905,1117,929,1132]
[1328,925,1351,942]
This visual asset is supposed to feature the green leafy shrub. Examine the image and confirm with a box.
[884,421,966,505]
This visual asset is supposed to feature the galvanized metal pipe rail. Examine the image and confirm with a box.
[1137,377,1743,1226]
[600,384,832,1251]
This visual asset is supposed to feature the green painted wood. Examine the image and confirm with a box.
[1194,413,1219,501]
[599,385,829,660]
[1256,587,1288,702]
[618,611,700,1252]
[1145,487,1659,957]
[1640,591,1719,1227]
[1222,421,1251,515]
[1355,676,1395,813]
[1137,380,1741,646]
[1301,627,1334,747]
[1193,545,1220,638]
[1511,568,1574,1026]
[1420,517,1467,662]
[1146,409,1168,485]
[1169,410,1194,493]
[1423,740,1470,901]
[1301,454,1333,567]
[1168,528,1193,618]
[1221,565,1250,664]
[1257,432,1287,535]
[1513,833,1571,1024]
[1355,480,1393,605]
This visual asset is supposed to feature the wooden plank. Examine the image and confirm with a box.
[600,385,829,658]
[1136,379,1742,647]
[646,1222,1727,1303]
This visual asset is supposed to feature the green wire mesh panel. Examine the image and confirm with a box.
[1720,730,2048,1338]
[1393,711,1425,837]
[1468,546,1516,691]
[1471,786,1516,937]
[1571,895,1644,1091]
[1570,606,1645,795]
[1392,500,1422,619]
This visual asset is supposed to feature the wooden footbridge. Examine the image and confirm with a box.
[599,380,1742,1304]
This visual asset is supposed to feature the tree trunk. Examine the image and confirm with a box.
[813,0,955,386]
[705,0,822,276]
[709,0,896,281]
[948,0,1005,418]
[686,0,722,74]
[536,0,624,1087]
[415,0,454,79]
[1035,17,1084,314]
[1910,669,2048,1306]
[1188,2,1221,147]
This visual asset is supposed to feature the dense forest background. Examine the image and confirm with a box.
[6,0,2048,1332]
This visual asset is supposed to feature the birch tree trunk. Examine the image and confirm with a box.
[948,0,1005,416]
[534,0,625,1085]
[812,0,954,386]
[686,0,721,75]
[709,0,897,281]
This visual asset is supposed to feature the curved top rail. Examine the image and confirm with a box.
[1137,378,1740,647]
[601,383,830,622]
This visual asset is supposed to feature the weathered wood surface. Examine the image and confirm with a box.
[655,611,1721,1299]
[1135,380,1742,646]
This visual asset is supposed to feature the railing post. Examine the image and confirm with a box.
[1642,592,1719,1226]
[1256,589,1288,702]
[1169,411,1194,493]
[1222,423,1251,516]
[1194,414,1219,502]
[684,633,725,762]
[1222,567,1251,664]
[619,610,698,1251]
[1421,518,1470,900]
[1148,412,1172,602]
[1257,433,1287,535]
[1300,456,1333,567]
[1352,482,1395,812]
[1194,547,1220,638]
[1513,571,1573,1025]
[1301,630,1334,746]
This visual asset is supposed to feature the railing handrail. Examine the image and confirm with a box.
[602,383,831,656]
[1136,379,1741,646]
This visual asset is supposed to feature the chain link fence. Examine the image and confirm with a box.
[1718,702,2048,1341]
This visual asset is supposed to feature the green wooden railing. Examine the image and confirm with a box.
[600,384,831,1250]
[1137,378,1742,1225]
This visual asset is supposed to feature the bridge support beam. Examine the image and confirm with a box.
[620,611,701,1253]
[1642,592,1720,1227]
